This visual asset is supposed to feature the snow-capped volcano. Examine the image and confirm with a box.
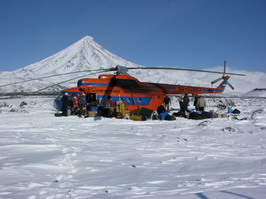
[0,36,266,94]
[0,36,141,93]
[15,36,140,77]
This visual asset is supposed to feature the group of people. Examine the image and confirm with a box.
[61,92,97,117]
[162,94,206,116]
[180,94,206,113]
[61,92,125,118]
[61,92,207,118]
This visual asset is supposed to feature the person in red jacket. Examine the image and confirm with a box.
[105,96,115,117]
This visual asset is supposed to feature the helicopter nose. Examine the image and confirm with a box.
[54,98,62,111]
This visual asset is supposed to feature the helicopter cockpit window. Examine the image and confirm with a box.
[113,79,140,89]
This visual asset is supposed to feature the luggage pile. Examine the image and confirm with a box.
[129,107,176,121]
[130,108,153,121]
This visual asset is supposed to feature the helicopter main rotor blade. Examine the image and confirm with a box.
[126,66,246,76]
[34,71,103,93]
[223,60,227,76]
[0,68,110,88]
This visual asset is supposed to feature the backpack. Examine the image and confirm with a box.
[160,112,169,120]
[232,109,241,114]
[165,115,176,120]
[202,111,213,118]
[189,112,207,120]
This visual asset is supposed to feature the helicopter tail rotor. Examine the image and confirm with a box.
[211,77,223,85]
[211,60,235,90]
[227,82,235,90]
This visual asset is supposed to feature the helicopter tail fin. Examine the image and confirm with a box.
[211,60,236,92]
[216,76,231,91]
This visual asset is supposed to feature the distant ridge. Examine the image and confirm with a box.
[243,88,266,97]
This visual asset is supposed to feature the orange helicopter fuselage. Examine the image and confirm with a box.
[62,73,230,112]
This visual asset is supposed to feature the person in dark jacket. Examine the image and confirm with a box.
[183,94,190,111]
[157,105,166,115]
[62,93,70,116]
[78,93,86,117]
[179,99,186,117]
[163,95,171,112]
[86,93,97,107]
[194,95,199,111]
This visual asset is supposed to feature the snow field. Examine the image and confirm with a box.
[0,96,266,199]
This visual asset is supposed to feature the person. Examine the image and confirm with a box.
[72,94,79,115]
[163,95,171,112]
[115,98,126,117]
[157,104,168,120]
[86,93,97,107]
[73,94,79,104]
[196,95,206,112]
[179,98,187,117]
[194,95,199,111]
[62,92,70,116]
[68,94,75,114]
[105,96,116,117]
[78,93,86,117]
[157,104,166,115]
[183,94,190,111]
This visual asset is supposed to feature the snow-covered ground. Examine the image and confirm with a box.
[0,96,266,199]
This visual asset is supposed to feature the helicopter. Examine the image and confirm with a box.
[0,60,245,113]
[50,61,245,113]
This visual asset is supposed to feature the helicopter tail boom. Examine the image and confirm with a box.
[154,75,231,96]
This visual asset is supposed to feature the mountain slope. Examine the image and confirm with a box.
[243,88,266,97]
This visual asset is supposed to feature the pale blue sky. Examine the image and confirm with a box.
[0,0,265,72]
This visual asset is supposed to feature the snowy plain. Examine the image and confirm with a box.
[0,96,266,199]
